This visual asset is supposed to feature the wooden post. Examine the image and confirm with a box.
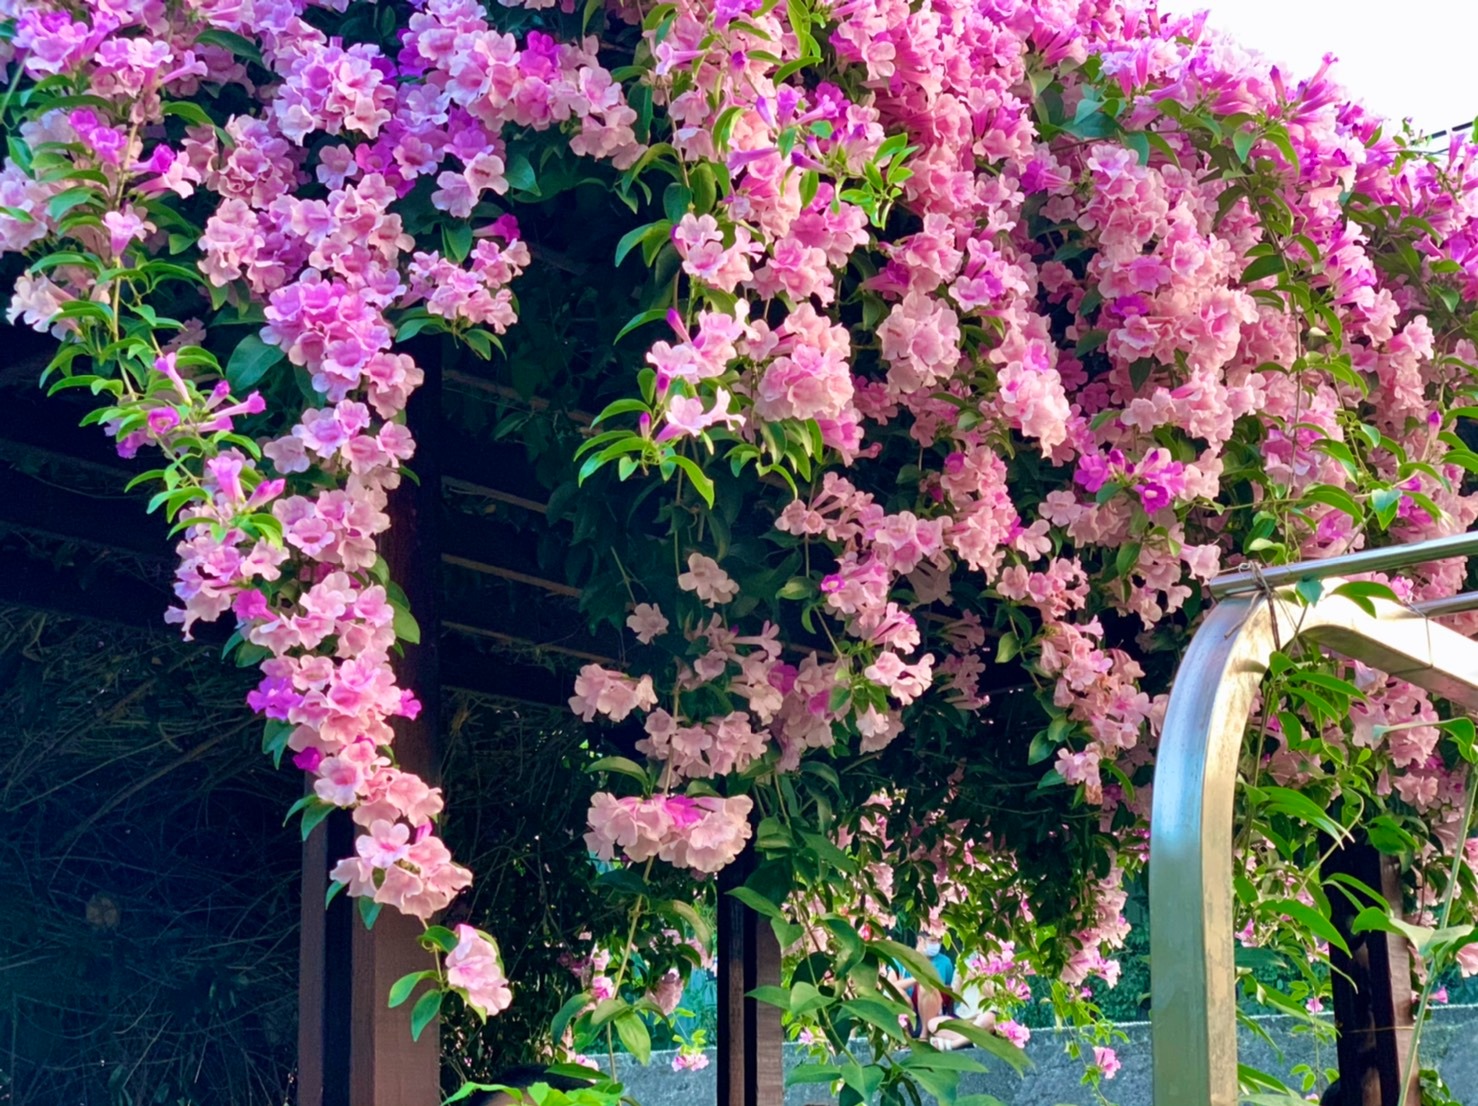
[1325,838,1417,1106]
[298,363,443,1106]
[716,841,785,1106]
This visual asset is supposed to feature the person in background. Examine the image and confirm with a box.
[886,931,958,1039]
[911,931,956,1036]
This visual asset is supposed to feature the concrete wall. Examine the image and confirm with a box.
[606,1006,1478,1105]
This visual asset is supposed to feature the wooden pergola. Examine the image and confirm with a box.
[1,330,784,1105]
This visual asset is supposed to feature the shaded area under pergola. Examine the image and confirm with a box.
[0,321,786,1106]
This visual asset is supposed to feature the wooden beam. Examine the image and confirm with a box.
[300,369,444,1106]
[359,361,445,1103]
[716,841,785,1106]
[1325,838,1418,1106]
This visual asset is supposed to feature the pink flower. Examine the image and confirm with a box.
[1094,1046,1120,1079]
[445,925,513,1018]
[657,388,744,441]
[648,969,684,1016]
[677,553,739,605]
[568,664,658,722]
[998,1020,1030,1048]
[357,818,412,867]
[102,208,154,257]
[626,602,670,643]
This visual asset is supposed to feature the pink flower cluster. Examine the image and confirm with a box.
[584,792,754,875]
[445,923,514,1017]
[405,225,530,331]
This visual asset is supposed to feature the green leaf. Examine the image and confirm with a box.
[663,182,693,224]
[592,398,651,425]
[1233,127,1257,164]
[911,1067,960,1105]
[1294,577,1323,606]
[995,632,1019,664]
[505,153,537,194]
[588,997,627,1027]
[931,1021,1031,1073]
[1074,328,1108,356]
[262,719,292,767]
[822,916,866,972]
[800,830,857,874]
[389,970,435,1008]
[1249,784,1349,844]
[669,455,715,507]
[358,896,383,930]
[727,885,784,920]
[902,1048,988,1075]
[420,925,460,953]
[1301,484,1363,522]
[162,101,214,127]
[1349,908,1446,959]
[225,334,285,392]
[843,996,909,1041]
[1371,486,1402,529]
[586,756,649,784]
[616,308,670,343]
[613,1011,651,1064]
[47,187,99,220]
[871,938,953,996]
[551,992,590,1044]
[747,984,791,1010]
[300,799,334,840]
[777,576,812,601]
[196,27,264,64]
[615,220,671,267]
[442,221,473,264]
[839,1059,883,1101]
[790,1063,842,1086]
[1331,580,1397,616]
[789,981,831,1016]
[410,989,442,1040]
[1240,254,1286,284]
[1115,541,1141,578]
[442,1083,517,1105]
[666,899,711,946]
[1258,898,1349,956]
[392,602,422,645]
[1264,126,1301,175]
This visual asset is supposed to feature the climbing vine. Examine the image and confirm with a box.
[6,0,1478,1101]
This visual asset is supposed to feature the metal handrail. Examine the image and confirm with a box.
[1413,590,1478,618]
[1209,530,1478,599]
[1150,579,1478,1106]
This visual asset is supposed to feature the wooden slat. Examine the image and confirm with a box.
[717,841,785,1106]
[352,361,444,1104]
[298,370,444,1106]
[1325,838,1418,1106]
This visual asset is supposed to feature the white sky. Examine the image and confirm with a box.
[1174,0,1478,134]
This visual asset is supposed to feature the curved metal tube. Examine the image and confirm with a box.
[1149,582,1478,1106]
